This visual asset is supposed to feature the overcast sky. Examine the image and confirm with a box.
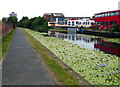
[0,0,119,20]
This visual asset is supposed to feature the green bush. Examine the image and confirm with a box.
[33,25,49,33]
[111,24,120,32]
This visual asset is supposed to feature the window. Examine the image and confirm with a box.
[62,22,64,25]
[68,22,70,25]
[83,22,85,25]
[103,13,105,17]
[100,14,102,17]
[76,21,78,24]
[95,15,97,17]
[65,21,67,24]
[105,22,109,26]
[97,15,99,17]
[116,11,120,15]
[72,21,74,26]
[95,15,98,17]
[100,21,104,25]
[107,13,110,16]
[78,22,81,25]
[99,14,101,17]
[95,22,97,25]
[98,14,100,17]
[96,22,104,25]
[110,12,115,16]
[105,13,108,17]
[91,22,94,25]
[115,11,119,15]
[95,14,100,17]
[94,22,97,25]
[110,21,117,25]
[49,23,55,24]
[88,22,89,25]
[97,22,100,25]
[100,13,104,17]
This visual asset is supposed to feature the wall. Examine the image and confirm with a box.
[0,21,13,37]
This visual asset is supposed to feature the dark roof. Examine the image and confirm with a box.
[44,13,64,17]
[52,13,64,17]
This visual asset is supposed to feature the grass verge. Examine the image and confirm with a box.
[23,29,80,86]
[1,29,16,61]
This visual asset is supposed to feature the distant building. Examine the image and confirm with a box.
[9,12,17,17]
[118,1,120,10]
[43,13,64,21]
[43,13,92,22]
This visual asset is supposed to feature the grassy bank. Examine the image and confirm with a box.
[1,29,16,61]
[23,29,81,86]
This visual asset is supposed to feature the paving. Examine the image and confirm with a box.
[2,28,55,85]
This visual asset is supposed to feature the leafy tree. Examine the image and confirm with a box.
[17,16,29,27]
[7,16,18,25]
[2,17,8,22]
[19,16,28,23]
[17,16,49,32]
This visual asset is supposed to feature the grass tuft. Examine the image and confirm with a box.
[1,29,16,61]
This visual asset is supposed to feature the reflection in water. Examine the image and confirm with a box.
[55,33,98,50]
[53,33,120,57]
[94,39,120,57]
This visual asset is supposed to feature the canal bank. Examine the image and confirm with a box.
[50,28,120,38]
[81,29,120,38]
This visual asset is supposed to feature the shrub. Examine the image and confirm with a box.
[34,25,49,33]
[111,24,120,32]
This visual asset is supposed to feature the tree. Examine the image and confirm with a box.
[17,16,29,27]
[7,16,18,25]
[2,17,8,22]
[19,16,28,23]
[17,16,49,32]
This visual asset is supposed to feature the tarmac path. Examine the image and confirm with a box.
[2,28,55,85]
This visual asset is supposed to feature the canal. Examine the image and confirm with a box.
[52,33,120,57]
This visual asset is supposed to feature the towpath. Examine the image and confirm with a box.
[2,28,55,85]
